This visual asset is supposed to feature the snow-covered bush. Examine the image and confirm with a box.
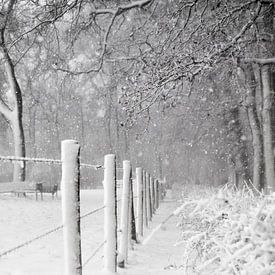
[175,183,275,274]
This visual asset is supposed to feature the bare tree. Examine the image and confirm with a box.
[0,0,26,181]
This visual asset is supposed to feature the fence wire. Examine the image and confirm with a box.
[80,163,103,170]
[80,205,105,219]
[0,224,63,258]
[0,155,103,170]
[0,156,62,165]
[0,205,106,258]
[82,240,106,268]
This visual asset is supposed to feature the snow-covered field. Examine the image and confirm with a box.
[3,183,274,275]
[0,188,186,275]
[0,190,110,275]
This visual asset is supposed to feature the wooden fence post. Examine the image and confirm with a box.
[127,170,137,254]
[136,167,143,237]
[146,172,152,221]
[103,154,117,273]
[143,170,148,227]
[129,168,137,244]
[61,140,82,275]
[118,160,131,268]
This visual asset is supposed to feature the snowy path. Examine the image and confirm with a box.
[0,189,184,275]
[118,191,185,275]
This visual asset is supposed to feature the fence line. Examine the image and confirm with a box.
[0,139,166,275]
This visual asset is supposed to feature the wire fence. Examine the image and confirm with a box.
[0,204,107,259]
[0,146,164,274]
[0,153,125,269]
[0,152,106,267]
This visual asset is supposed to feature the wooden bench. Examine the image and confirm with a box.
[0,182,58,200]
[36,182,58,200]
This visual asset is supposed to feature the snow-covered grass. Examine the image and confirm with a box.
[175,183,275,274]
[3,181,275,275]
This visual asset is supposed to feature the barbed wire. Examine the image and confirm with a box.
[0,155,103,170]
[0,205,106,258]
[0,156,146,173]
[0,156,62,165]
[80,163,103,170]
[0,155,149,175]
[82,240,106,268]
[80,205,105,219]
[0,224,63,258]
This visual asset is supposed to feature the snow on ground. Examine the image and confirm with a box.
[119,192,185,275]
[0,189,184,275]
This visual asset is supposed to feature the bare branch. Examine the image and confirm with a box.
[57,0,154,75]
[0,0,16,31]
[0,0,17,46]
[91,0,153,16]
[208,2,262,61]
[57,10,118,75]
[8,0,80,50]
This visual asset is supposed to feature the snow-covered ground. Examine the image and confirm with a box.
[121,196,185,275]
[0,189,184,275]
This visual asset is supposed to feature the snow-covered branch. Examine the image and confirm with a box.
[243,57,275,64]
[0,97,12,121]
[90,0,153,16]
[57,0,153,75]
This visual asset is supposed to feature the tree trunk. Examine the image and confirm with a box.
[231,106,250,185]
[11,117,26,181]
[261,65,275,191]
[243,64,265,191]
[0,48,26,182]
[158,153,163,179]
[247,103,265,190]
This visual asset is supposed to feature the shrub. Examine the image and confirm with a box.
[175,183,275,274]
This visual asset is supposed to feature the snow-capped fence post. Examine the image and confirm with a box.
[143,170,148,227]
[146,172,152,221]
[136,167,143,237]
[61,140,82,275]
[118,160,131,268]
[103,154,117,273]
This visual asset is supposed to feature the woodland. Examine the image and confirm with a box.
[0,0,275,192]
